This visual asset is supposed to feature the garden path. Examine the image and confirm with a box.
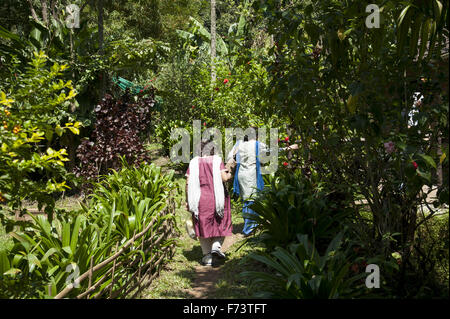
[141,142,254,299]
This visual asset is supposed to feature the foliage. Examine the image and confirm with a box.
[75,91,154,181]
[90,159,179,219]
[107,37,170,75]
[250,0,449,297]
[156,55,270,131]
[397,0,448,60]
[0,162,177,298]
[248,170,352,252]
[404,211,449,297]
[241,233,365,299]
[155,119,192,157]
[0,51,80,222]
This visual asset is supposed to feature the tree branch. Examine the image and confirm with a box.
[27,0,40,23]
[41,0,49,26]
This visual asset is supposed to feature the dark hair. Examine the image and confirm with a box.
[200,140,217,156]
[244,126,258,142]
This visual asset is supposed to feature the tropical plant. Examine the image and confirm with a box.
[396,0,448,60]
[0,161,178,298]
[75,90,155,182]
[0,51,80,223]
[241,233,365,299]
[248,170,352,252]
[251,0,448,297]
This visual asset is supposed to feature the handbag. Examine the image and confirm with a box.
[225,150,238,174]
[185,216,197,239]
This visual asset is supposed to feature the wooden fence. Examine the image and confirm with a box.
[53,198,177,299]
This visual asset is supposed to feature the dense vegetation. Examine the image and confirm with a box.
[0,0,448,299]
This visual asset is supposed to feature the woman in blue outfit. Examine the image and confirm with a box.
[227,133,298,236]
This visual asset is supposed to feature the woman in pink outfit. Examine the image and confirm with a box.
[185,141,232,266]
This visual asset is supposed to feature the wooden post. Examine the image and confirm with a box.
[87,256,94,299]
[109,242,119,298]
[137,237,145,296]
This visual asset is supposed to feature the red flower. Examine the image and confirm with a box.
[223,79,229,84]
[215,87,219,91]
[139,90,143,93]
[283,162,288,167]
[203,122,206,126]
[191,105,195,109]
[285,137,289,142]
[412,161,418,170]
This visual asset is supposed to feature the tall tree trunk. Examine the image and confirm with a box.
[437,135,443,186]
[98,0,104,55]
[41,0,49,26]
[27,0,39,22]
[210,0,217,85]
[97,0,105,95]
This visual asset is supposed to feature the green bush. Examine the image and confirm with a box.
[0,51,81,223]
[0,161,178,298]
[406,211,449,298]
[248,170,353,252]
[241,232,365,299]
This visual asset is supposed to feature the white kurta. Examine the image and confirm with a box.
[228,140,269,201]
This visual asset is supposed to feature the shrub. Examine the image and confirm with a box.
[248,170,353,252]
[75,90,155,182]
[241,233,366,299]
[0,162,178,298]
[0,51,80,222]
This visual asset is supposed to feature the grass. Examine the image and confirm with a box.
[139,172,268,299]
[139,143,271,299]
[0,224,13,253]
[209,235,267,299]
[1,141,270,299]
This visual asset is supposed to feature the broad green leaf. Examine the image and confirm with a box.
[3,268,21,277]
[0,250,11,275]
[418,154,436,168]
[440,152,446,164]
[62,246,73,256]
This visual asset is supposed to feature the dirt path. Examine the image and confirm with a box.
[188,233,243,298]
[142,142,253,299]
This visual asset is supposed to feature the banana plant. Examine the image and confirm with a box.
[397,0,448,60]
[176,0,250,67]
